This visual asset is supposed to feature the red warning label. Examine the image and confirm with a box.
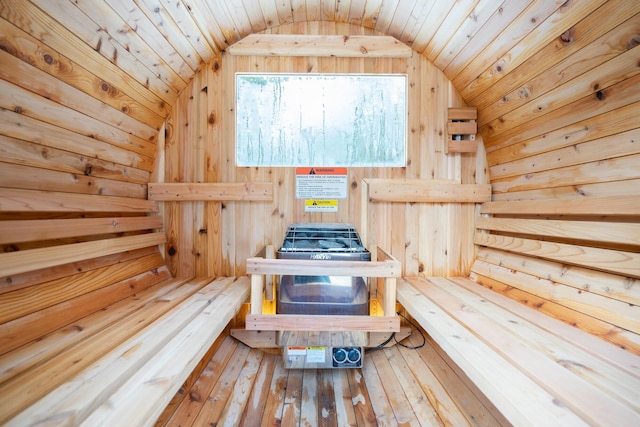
[296,167,348,175]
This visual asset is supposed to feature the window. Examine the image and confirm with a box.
[235,73,407,167]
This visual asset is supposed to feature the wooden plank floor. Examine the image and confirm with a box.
[157,327,506,427]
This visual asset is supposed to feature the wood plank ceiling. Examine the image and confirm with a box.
[6,0,607,124]
[3,0,637,203]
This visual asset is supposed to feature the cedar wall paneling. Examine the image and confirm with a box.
[161,22,488,278]
[1,0,637,354]
[470,3,640,353]
[0,0,178,353]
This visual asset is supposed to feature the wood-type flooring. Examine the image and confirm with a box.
[156,326,504,426]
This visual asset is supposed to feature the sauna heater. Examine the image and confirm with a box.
[277,223,370,368]
[276,222,370,316]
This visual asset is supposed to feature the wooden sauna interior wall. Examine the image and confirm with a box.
[0,0,184,345]
[1,0,638,363]
[162,21,487,278]
[466,1,640,353]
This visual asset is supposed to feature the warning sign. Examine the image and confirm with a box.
[295,167,347,199]
[305,199,338,212]
[287,346,307,356]
[306,346,326,363]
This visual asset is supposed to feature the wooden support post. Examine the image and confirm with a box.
[264,245,275,301]
[384,277,397,316]
[250,274,263,315]
[360,179,369,250]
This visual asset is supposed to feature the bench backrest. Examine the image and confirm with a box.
[0,39,170,357]
[472,196,640,354]
[0,190,168,355]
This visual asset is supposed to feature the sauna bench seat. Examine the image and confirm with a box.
[396,276,640,427]
[0,275,250,426]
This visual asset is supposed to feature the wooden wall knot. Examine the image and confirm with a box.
[560,28,574,45]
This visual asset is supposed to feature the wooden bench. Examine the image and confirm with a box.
[0,274,250,425]
[0,188,250,425]
[397,276,640,426]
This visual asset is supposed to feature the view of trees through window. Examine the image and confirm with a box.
[236,73,407,167]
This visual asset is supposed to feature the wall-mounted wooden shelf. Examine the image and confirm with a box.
[447,107,478,154]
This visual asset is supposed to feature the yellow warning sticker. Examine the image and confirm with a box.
[304,199,338,212]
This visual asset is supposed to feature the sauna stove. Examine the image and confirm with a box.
[277,223,370,368]
[276,222,370,316]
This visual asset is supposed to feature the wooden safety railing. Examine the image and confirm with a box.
[245,245,401,333]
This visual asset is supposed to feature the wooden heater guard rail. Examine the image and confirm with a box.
[245,245,401,333]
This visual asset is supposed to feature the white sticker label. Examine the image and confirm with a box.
[287,346,307,356]
[306,346,326,363]
[295,168,347,199]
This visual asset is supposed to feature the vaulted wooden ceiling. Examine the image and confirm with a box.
[10,0,604,106]
[2,0,635,151]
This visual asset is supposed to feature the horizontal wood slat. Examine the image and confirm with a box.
[147,182,273,201]
[0,20,165,132]
[0,263,171,355]
[0,246,160,295]
[72,278,251,427]
[245,314,400,332]
[0,161,147,199]
[0,131,151,184]
[0,269,181,380]
[474,232,640,279]
[480,195,640,216]
[0,232,166,277]
[0,252,167,326]
[246,257,401,278]
[0,277,249,425]
[0,277,204,423]
[0,188,159,212]
[476,217,640,246]
[396,278,587,426]
[364,179,491,203]
[0,216,163,244]
[227,34,413,57]
[470,270,640,355]
[447,108,477,120]
[476,247,640,307]
[449,277,640,378]
[406,277,640,426]
[489,128,640,180]
[447,121,477,136]
[471,259,640,334]
[2,0,174,117]
[491,153,640,194]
